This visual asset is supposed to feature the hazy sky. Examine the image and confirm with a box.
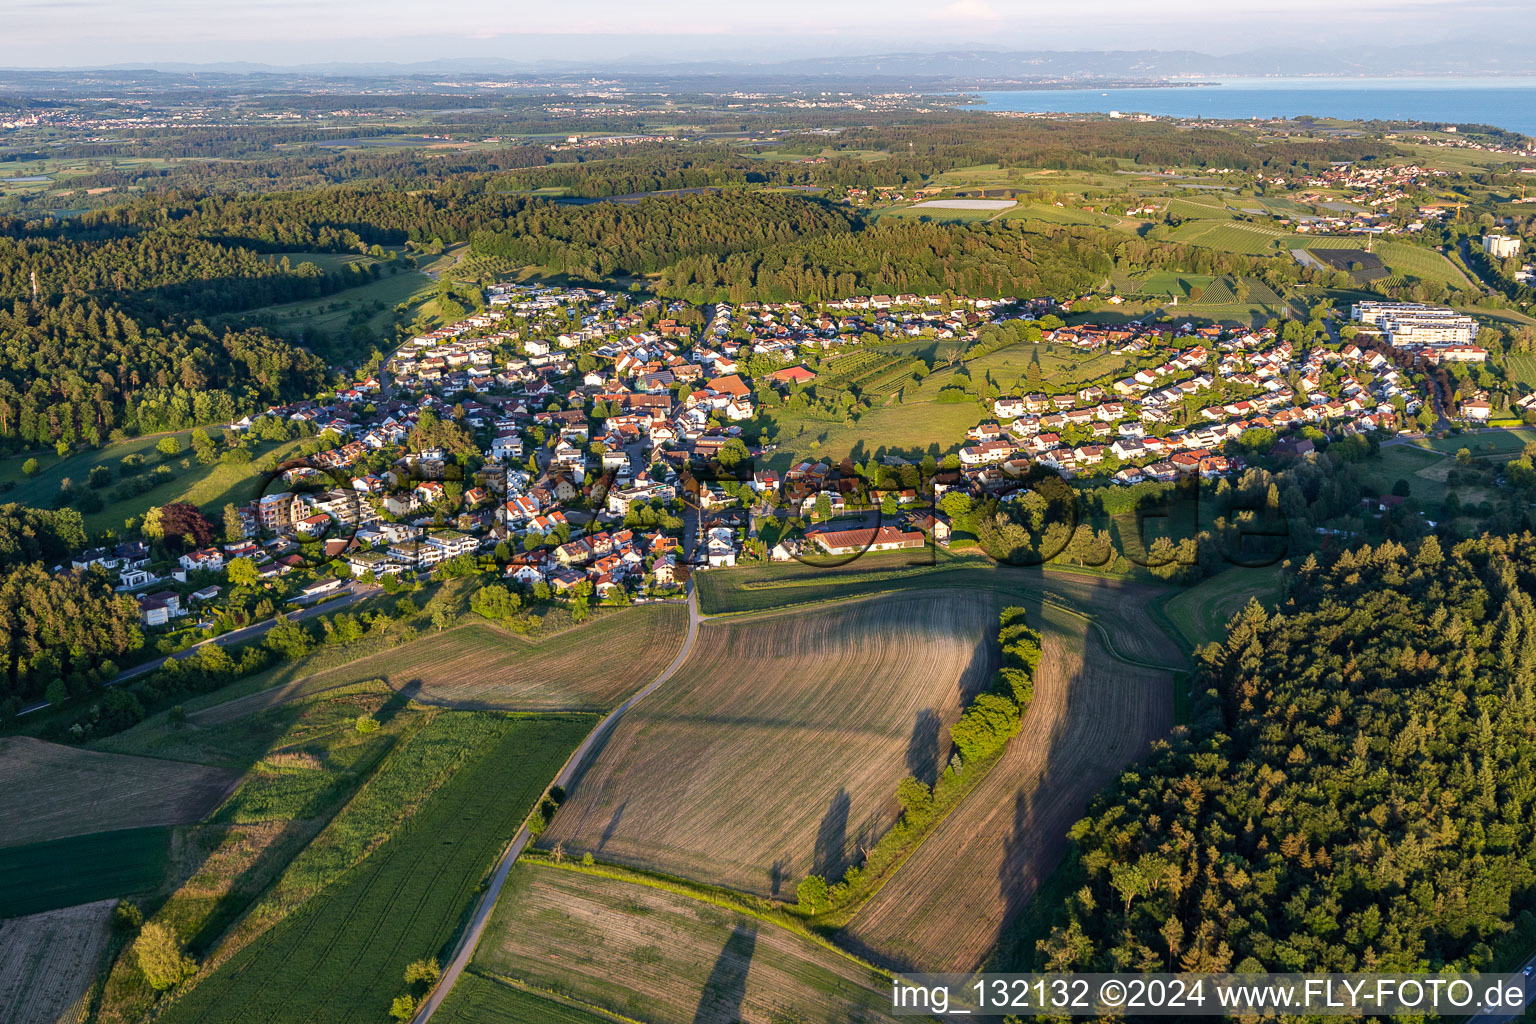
[0,0,1527,68]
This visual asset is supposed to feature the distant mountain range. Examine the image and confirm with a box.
[4,43,1536,92]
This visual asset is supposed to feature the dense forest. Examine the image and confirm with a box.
[0,234,370,318]
[469,191,857,279]
[0,561,143,709]
[0,299,325,447]
[1027,534,1536,975]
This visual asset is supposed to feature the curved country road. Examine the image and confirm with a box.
[411,585,705,1023]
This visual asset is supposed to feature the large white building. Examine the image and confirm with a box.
[1484,234,1522,260]
[1351,301,1480,348]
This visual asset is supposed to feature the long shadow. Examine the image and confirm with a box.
[905,708,942,787]
[529,706,624,850]
[812,788,850,880]
[840,596,1176,974]
[177,702,409,954]
[598,800,627,852]
[692,924,757,1024]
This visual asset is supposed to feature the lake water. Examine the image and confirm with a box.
[967,78,1536,136]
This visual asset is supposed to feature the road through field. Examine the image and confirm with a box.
[412,587,701,1024]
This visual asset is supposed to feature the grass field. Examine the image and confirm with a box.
[1410,427,1536,457]
[273,605,689,712]
[154,713,592,1024]
[92,685,426,1024]
[841,604,1174,972]
[0,898,116,1024]
[1000,204,1125,228]
[1135,270,1216,299]
[0,827,171,918]
[1507,354,1536,391]
[470,863,900,1024]
[0,736,237,847]
[229,264,439,338]
[436,972,613,1024]
[543,591,999,895]
[1161,565,1284,649]
[766,395,986,468]
[693,557,1187,668]
[0,430,304,534]
[1356,444,1456,505]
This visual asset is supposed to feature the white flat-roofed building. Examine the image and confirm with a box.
[1484,234,1522,259]
[1350,301,1479,347]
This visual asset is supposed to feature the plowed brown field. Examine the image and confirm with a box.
[542,590,998,895]
[0,738,237,848]
[841,603,1174,972]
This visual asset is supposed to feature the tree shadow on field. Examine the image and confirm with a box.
[598,800,627,852]
[693,924,757,1024]
[812,788,851,880]
[906,708,942,788]
[769,858,787,898]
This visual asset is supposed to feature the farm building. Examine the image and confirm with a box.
[811,526,927,556]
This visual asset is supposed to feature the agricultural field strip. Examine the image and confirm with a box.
[471,862,902,1024]
[0,736,240,847]
[843,609,1175,972]
[410,590,702,1024]
[188,603,689,725]
[541,590,1000,895]
[0,898,116,1024]
[154,714,592,1024]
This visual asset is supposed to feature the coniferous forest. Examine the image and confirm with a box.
[1028,534,1536,976]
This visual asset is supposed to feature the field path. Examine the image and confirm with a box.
[411,587,702,1024]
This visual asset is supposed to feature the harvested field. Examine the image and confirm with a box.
[0,899,115,1024]
[472,863,898,1024]
[543,591,999,894]
[842,605,1174,972]
[192,604,687,725]
[0,738,237,848]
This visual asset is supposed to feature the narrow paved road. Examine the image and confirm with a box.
[411,585,706,1024]
[18,583,381,717]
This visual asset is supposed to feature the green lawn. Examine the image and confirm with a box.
[1161,566,1284,649]
[1505,354,1536,391]
[1135,271,1216,299]
[436,973,612,1024]
[1410,428,1536,457]
[156,712,593,1024]
[0,431,304,535]
[231,267,440,338]
[0,827,171,917]
[766,394,986,468]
